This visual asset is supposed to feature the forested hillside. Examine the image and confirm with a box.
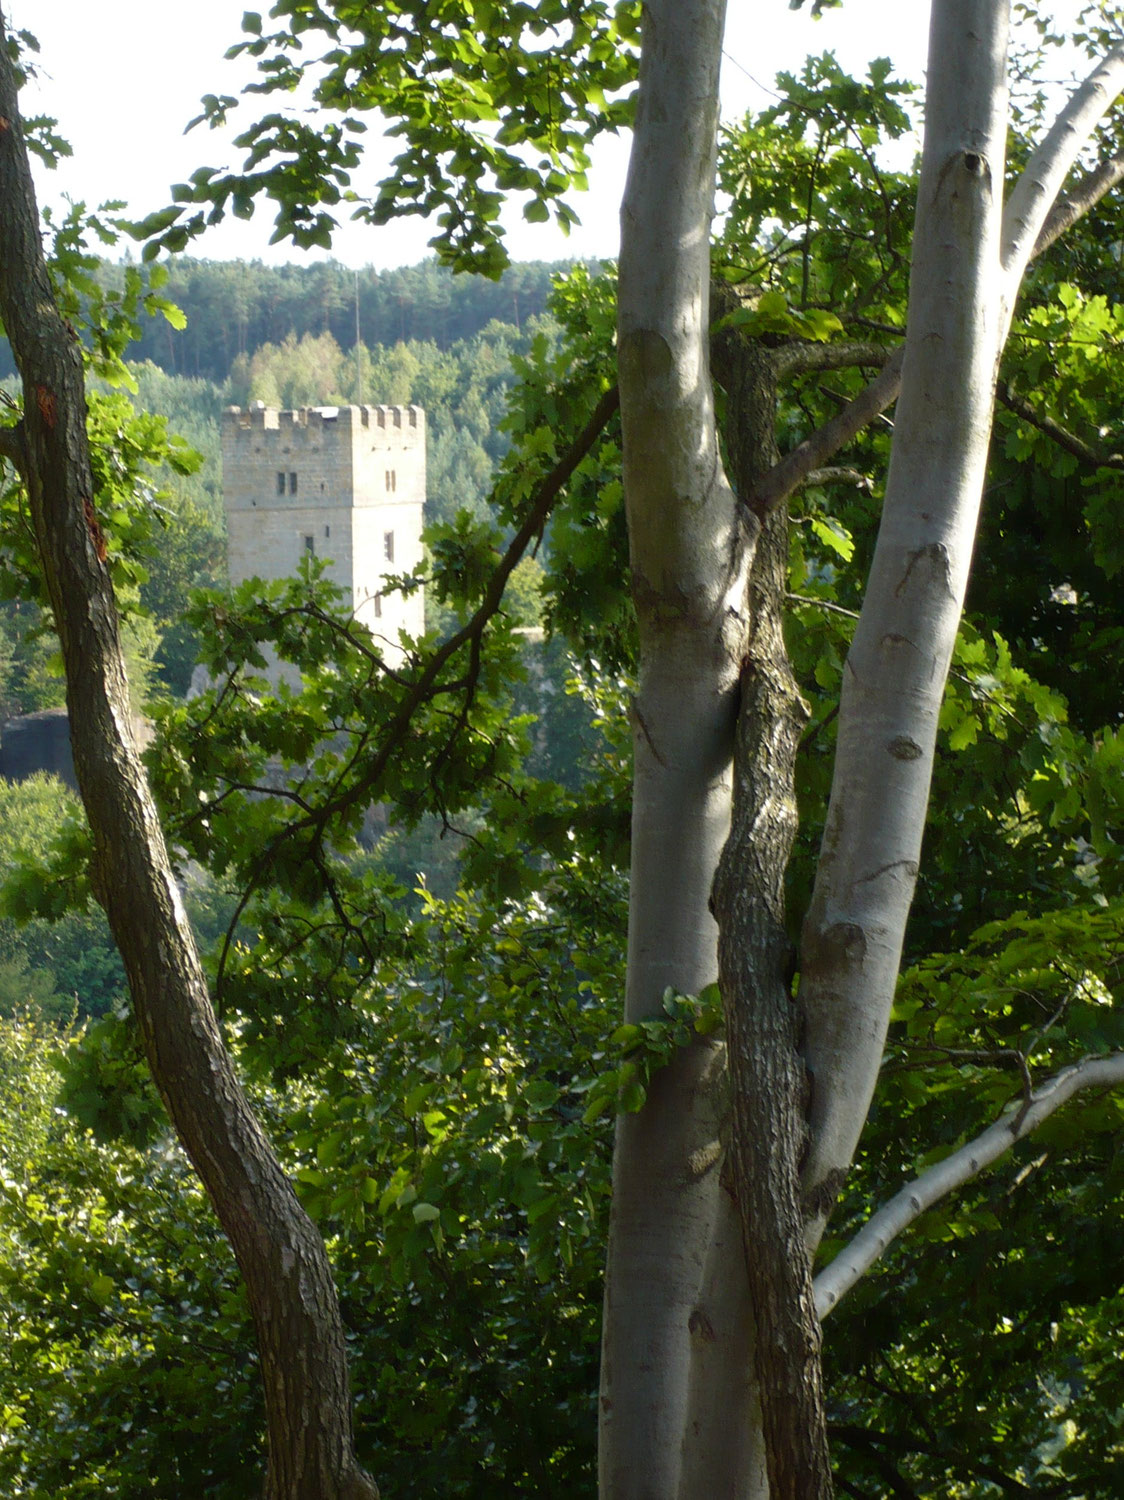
[0,256,581,384]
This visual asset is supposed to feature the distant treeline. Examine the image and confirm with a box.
[0,257,590,386]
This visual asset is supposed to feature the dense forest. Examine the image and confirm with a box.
[0,256,580,384]
[3,5,1124,1500]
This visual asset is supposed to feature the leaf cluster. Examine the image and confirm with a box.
[135,1,641,274]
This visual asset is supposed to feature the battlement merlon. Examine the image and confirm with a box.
[223,404,425,448]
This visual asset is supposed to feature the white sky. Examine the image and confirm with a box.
[12,0,934,271]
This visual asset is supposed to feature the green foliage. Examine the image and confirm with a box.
[43,212,185,388]
[0,1016,261,1500]
[0,547,634,1492]
[227,315,550,532]
[3,256,574,385]
[0,777,125,1023]
[718,52,916,320]
[825,896,1124,1497]
[0,386,205,710]
[134,6,639,272]
[581,985,723,1123]
[284,871,625,1495]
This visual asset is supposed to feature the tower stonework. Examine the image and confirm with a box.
[222,404,426,668]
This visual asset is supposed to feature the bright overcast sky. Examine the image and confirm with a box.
[12,0,933,271]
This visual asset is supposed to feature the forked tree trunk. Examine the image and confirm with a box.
[612,2,1124,1494]
[0,19,377,1500]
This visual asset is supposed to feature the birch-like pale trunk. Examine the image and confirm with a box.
[605,4,1124,1491]
[799,7,1124,1247]
[798,0,1013,1235]
[814,1050,1124,1317]
[600,3,758,1496]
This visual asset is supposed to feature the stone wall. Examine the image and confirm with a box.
[0,708,76,788]
[222,404,427,657]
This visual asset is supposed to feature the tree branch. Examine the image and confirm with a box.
[749,347,904,515]
[203,379,622,985]
[280,382,616,829]
[828,1425,924,1500]
[1002,44,1124,287]
[997,379,1124,470]
[803,466,873,491]
[1034,150,1124,257]
[750,45,1124,520]
[772,339,893,379]
[814,1051,1124,1319]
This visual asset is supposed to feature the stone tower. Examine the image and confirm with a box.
[222,404,426,667]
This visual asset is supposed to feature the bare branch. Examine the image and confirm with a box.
[1002,44,1124,288]
[750,348,904,515]
[1035,150,1124,257]
[773,340,893,379]
[787,592,859,620]
[814,1051,1124,1319]
[997,380,1124,469]
[803,466,873,490]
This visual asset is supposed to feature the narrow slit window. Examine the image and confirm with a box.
[384,530,395,562]
[289,472,298,495]
[373,593,383,619]
[303,534,315,555]
[276,471,286,495]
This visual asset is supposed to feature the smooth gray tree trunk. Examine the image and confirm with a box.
[601,3,756,1496]
[799,0,1013,1243]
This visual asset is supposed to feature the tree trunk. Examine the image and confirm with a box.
[798,0,1012,1243]
[609,4,1124,1494]
[710,325,832,1497]
[601,2,758,1496]
[676,1188,767,1500]
[0,18,377,1499]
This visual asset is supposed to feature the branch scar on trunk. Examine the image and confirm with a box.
[893,541,953,599]
[856,859,920,887]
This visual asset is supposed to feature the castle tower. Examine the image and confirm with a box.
[221,404,426,671]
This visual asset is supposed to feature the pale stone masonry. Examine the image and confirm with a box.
[222,403,426,670]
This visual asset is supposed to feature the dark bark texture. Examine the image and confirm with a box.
[712,324,834,1499]
[0,18,377,1499]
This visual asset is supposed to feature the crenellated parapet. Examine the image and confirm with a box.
[221,404,427,670]
[223,402,424,448]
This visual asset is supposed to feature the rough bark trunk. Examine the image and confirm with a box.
[0,19,376,1499]
[798,0,1012,1243]
[710,332,832,1499]
[602,2,758,1496]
